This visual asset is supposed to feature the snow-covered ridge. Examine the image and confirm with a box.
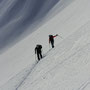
[0,0,90,90]
[18,22,90,90]
[1,21,90,90]
[0,0,74,86]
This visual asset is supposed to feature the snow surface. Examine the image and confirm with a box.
[0,0,90,90]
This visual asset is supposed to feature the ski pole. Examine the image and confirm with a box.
[42,49,43,58]
[35,54,39,62]
[35,54,36,60]
[58,35,63,39]
[49,43,50,50]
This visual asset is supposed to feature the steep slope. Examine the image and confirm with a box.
[18,21,90,90]
[0,0,90,89]
[1,21,90,90]
[0,0,74,86]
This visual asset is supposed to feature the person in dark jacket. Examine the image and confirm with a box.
[49,34,58,48]
[35,44,42,61]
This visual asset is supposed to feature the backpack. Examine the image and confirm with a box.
[36,45,42,49]
[49,35,53,40]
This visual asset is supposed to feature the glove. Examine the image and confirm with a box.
[56,34,58,36]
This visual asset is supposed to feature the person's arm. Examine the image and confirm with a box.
[53,34,58,38]
[53,36,56,38]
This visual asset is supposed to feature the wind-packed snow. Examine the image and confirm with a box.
[0,0,72,86]
[0,0,90,90]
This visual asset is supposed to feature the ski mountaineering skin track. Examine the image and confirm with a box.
[1,0,90,90]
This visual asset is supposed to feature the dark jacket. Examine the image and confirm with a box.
[49,35,57,43]
[35,45,42,54]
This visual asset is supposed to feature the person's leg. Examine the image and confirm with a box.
[37,53,40,60]
[51,41,54,48]
[40,52,42,59]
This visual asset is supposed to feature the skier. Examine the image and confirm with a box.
[35,44,42,61]
[49,34,58,48]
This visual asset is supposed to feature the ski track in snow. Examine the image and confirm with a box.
[0,49,51,90]
[1,0,90,90]
[0,48,53,90]
[0,61,38,90]
[78,79,90,90]
[2,24,90,90]
[15,62,38,90]
[23,42,90,89]
[17,21,90,90]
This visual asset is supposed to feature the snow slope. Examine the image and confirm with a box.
[0,0,90,90]
[18,22,90,90]
[0,0,73,86]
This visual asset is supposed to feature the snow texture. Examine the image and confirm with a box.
[0,0,90,90]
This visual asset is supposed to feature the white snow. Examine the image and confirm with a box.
[0,0,90,90]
